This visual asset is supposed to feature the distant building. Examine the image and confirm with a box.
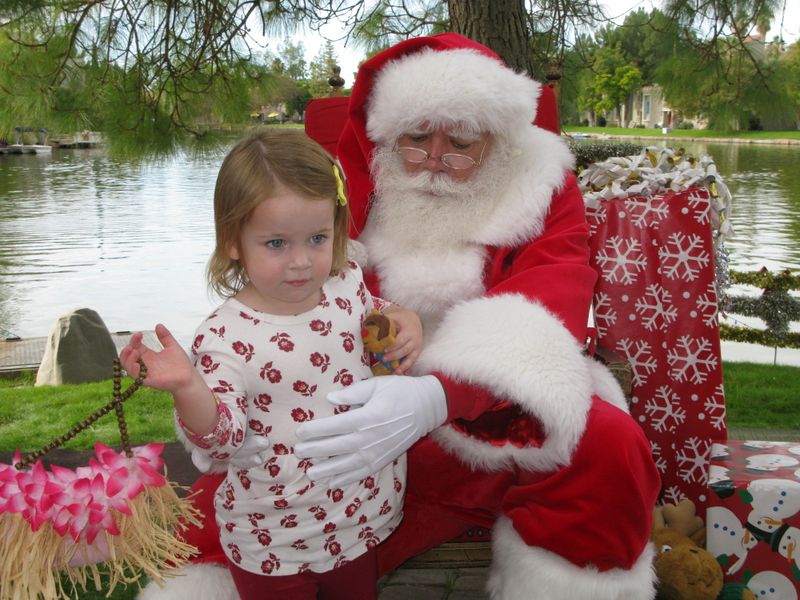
[624,84,707,130]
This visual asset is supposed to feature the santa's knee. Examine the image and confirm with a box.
[486,517,657,600]
[137,563,237,600]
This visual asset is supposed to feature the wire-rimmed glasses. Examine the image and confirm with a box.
[395,140,487,170]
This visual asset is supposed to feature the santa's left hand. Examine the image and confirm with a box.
[294,375,447,487]
[380,305,423,375]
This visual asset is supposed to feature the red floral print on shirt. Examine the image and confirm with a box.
[309,352,331,372]
[309,505,327,521]
[259,361,282,383]
[324,535,342,556]
[270,332,295,352]
[239,311,261,326]
[291,407,314,422]
[333,369,354,386]
[293,380,317,397]
[335,297,353,315]
[198,354,219,375]
[253,393,272,412]
[260,553,280,574]
[253,529,272,547]
[309,319,332,335]
[340,332,355,353]
[232,340,254,362]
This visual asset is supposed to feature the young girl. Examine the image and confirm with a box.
[119,129,422,599]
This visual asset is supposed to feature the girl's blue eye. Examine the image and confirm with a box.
[266,239,284,249]
[310,234,327,245]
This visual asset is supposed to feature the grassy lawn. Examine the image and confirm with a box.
[562,126,800,141]
[0,373,175,453]
[721,361,800,430]
[1,360,797,453]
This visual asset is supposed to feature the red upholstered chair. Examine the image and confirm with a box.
[303,96,351,155]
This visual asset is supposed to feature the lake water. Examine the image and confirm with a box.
[1,140,798,351]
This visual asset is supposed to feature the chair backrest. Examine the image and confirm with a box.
[304,84,560,158]
[304,96,351,156]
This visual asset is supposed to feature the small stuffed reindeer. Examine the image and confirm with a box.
[361,310,399,376]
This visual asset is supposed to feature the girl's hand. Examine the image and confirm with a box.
[380,306,423,375]
[119,323,196,393]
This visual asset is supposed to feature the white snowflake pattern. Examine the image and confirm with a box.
[634,284,678,332]
[675,437,711,484]
[658,232,710,282]
[624,194,670,229]
[695,282,719,327]
[594,236,647,285]
[687,190,712,226]
[703,384,727,431]
[650,440,668,474]
[661,486,686,506]
[616,338,658,386]
[585,201,606,237]
[644,385,687,433]
[667,335,718,385]
[592,292,617,338]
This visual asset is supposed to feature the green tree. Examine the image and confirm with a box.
[14,0,793,149]
[276,39,309,81]
[308,41,341,98]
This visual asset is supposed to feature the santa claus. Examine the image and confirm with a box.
[141,33,661,600]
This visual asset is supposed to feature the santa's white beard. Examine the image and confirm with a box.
[368,143,515,248]
[361,144,516,334]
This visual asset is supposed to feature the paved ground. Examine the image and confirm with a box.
[378,567,490,599]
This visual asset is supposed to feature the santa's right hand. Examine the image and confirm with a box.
[190,434,271,473]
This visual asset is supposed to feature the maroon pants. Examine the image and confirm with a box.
[228,547,378,600]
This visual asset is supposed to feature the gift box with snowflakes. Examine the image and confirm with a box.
[706,439,800,600]
[581,149,732,510]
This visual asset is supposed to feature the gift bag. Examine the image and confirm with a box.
[582,149,731,511]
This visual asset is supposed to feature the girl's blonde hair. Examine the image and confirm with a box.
[207,129,351,298]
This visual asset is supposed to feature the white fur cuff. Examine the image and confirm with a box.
[487,517,657,600]
[418,293,593,471]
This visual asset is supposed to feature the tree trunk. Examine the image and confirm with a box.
[447,0,534,77]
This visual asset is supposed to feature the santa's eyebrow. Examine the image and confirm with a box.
[447,130,482,142]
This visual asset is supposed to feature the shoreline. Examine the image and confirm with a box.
[564,132,800,146]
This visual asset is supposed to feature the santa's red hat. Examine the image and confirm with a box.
[337,33,543,237]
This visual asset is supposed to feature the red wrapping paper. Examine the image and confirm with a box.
[587,186,727,510]
[707,440,800,599]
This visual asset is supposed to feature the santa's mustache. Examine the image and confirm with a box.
[373,149,475,199]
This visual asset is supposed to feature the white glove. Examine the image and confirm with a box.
[294,375,447,487]
[190,434,272,473]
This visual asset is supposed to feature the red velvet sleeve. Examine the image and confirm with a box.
[438,174,597,422]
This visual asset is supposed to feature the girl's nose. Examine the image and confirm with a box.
[289,247,312,268]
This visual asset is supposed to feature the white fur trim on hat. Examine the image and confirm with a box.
[417,293,593,472]
[366,48,541,145]
[487,517,657,600]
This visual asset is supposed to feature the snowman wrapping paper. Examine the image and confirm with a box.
[581,149,732,510]
[707,440,800,599]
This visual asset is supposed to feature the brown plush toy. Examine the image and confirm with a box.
[362,310,399,376]
[653,499,706,547]
[651,500,723,600]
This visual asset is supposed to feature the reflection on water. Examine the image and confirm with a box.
[0,149,224,346]
[1,141,798,345]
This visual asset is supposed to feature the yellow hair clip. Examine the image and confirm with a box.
[332,163,347,206]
